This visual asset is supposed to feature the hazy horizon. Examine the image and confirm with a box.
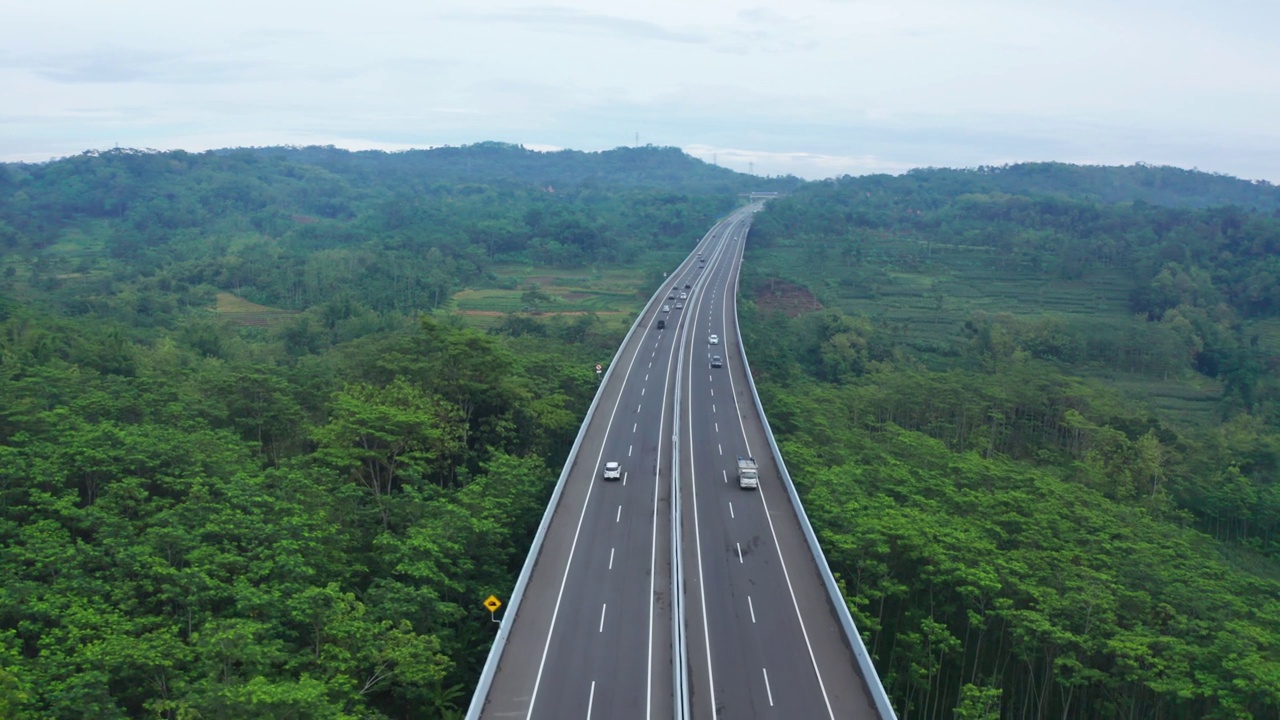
[6,0,1278,182]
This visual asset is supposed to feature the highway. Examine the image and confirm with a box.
[678,215,880,719]
[470,204,886,720]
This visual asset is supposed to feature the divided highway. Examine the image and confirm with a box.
[469,205,890,720]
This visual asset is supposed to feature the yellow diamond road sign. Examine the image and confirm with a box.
[484,595,502,613]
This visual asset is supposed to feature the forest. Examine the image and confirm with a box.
[741,167,1280,718]
[1,146,1278,718]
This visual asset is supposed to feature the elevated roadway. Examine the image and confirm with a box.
[469,205,890,719]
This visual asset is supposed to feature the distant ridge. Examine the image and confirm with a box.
[863,162,1280,211]
[217,142,803,194]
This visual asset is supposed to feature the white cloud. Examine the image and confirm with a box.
[0,0,1277,181]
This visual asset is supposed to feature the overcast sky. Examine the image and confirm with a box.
[4,0,1279,180]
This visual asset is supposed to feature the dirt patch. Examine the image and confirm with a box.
[754,279,823,317]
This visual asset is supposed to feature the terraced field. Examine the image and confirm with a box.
[213,292,296,326]
[447,263,659,332]
[746,234,1223,427]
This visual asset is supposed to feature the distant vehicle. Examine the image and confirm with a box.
[603,461,621,480]
[737,456,759,490]
[656,319,665,329]
[711,355,723,368]
[684,283,691,289]
[675,302,684,309]
[709,334,719,345]
[668,292,675,300]
[662,304,671,312]
[679,293,688,300]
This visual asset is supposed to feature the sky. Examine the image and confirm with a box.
[4,0,1280,180]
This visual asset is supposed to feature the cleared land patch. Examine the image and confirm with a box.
[213,292,296,326]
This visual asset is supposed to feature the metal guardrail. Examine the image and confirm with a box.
[730,217,898,720]
[464,257,676,720]
[672,309,689,720]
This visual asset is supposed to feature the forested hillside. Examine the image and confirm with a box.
[0,145,755,719]
[4,148,1279,719]
[743,169,1280,719]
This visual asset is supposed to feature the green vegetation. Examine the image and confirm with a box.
[744,168,1280,718]
[0,144,753,719]
[4,146,1279,718]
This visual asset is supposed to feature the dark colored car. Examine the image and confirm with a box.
[711,355,723,368]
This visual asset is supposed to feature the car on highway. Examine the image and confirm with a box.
[679,292,688,299]
[709,334,719,345]
[684,282,691,289]
[662,304,671,312]
[675,302,684,309]
[602,461,621,480]
[711,355,723,368]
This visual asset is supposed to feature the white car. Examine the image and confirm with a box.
[709,334,719,345]
[602,461,621,480]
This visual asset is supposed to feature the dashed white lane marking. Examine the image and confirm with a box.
[637,404,642,413]
[609,547,615,570]
[710,388,714,396]
[729,502,735,518]
[748,596,757,623]
[599,604,607,632]
[762,668,774,706]
[633,422,637,432]
[736,542,744,563]
[718,444,723,456]
[645,374,649,381]
[616,505,622,522]
[628,444,633,457]
[715,422,719,433]
[587,681,597,718]
[723,469,728,484]
[641,388,645,396]
[622,471,628,487]
[713,404,717,413]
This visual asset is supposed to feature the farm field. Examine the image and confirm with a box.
[213,292,296,326]
[446,259,677,331]
[745,233,1224,428]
